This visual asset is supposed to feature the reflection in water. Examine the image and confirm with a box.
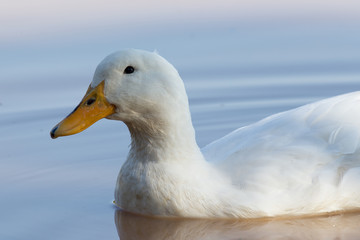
[115,210,360,240]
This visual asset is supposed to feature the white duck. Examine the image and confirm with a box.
[51,49,360,218]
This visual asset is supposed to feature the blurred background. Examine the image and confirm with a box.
[1,0,360,239]
[2,0,360,113]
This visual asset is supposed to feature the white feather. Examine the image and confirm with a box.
[91,49,360,218]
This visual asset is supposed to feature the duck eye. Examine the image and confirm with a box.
[124,66,135,74]
[85,97,96,106]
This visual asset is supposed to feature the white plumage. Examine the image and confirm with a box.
[68,49,360,218]
[203,92,360,217]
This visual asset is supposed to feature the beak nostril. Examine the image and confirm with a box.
[85,97,96,106]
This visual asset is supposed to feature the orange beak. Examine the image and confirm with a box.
[50,81,115,139]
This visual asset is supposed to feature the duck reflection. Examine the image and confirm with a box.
[115,210,360,240]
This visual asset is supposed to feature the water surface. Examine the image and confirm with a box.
[116,210,360,240]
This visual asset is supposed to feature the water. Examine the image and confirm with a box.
[1,21,360,239]
[116,211,360,240]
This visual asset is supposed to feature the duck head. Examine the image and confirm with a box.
[50,49,189,139]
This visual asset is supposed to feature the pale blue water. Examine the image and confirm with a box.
[1,21,360,239]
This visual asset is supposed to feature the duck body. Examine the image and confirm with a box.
[203,91,360,217]
[51,49,360,218]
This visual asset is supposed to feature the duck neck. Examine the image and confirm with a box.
[125,110,203,164]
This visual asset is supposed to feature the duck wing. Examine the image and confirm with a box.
[202,92,360,214]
